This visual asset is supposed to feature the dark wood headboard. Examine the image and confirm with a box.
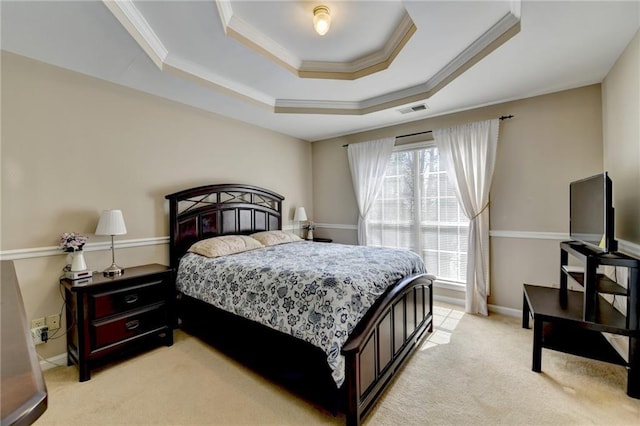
[165,184,283,269]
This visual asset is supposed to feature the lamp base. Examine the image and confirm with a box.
[103,263,124,277]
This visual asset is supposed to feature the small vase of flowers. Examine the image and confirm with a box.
[59,232,88,252]
[59,232,88,271]
[305,222,315,240]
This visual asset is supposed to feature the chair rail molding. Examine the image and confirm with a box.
[0,237,170,261]
[5,228,637,261]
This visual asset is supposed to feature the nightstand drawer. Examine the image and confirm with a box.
[91,303,167,350]
[91,279,166,319]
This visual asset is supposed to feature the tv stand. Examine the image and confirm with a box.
[522,241,640,398]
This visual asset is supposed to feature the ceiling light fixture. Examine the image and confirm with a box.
[313,5,331,36]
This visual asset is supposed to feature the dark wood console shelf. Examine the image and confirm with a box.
[560,241,639,328]
[562,268,628,295]
[522,241,640,398]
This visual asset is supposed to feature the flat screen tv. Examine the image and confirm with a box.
[569,172,617,253]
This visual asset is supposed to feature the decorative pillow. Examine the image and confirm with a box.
[250,230,302,246]
[188,235,264,258]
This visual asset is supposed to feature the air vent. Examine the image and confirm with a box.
[398,104,429,114]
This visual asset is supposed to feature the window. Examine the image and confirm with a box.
[368,144,469,283]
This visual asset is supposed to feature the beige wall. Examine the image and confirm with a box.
[603,29,640,247]
[1,52,312,358]
[312,85,605,310]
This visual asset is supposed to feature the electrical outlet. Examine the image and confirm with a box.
[47,314,60,330]
[31,325,49,345]
[31,317,46,328]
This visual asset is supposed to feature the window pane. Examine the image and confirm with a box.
[424,250,439,278]
[422,226,438,248]
[439,227,461,252]
[370,146,468,283]
[440,198,461,223]
[423,199,438,221]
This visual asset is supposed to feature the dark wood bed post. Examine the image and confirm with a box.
[167,195,178,271]
[165,184,434,426]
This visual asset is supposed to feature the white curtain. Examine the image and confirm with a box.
[434,119,499,315]
[348,137,395,245]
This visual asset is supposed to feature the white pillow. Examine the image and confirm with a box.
[188,235,264,258]
[250,230,302,246]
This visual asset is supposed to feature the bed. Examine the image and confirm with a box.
[165,184,435,426]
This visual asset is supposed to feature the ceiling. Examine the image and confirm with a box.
[2,1,639,142]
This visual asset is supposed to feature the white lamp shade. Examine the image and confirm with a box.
[294,207,308,222]
[95,210,127,236]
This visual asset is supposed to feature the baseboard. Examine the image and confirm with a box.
[488,304,521,318]
[39,352,67,371]
[434,295,521,318]
[434,295,464,307]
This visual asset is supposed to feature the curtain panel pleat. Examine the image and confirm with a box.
[434,119,499,315]
[347,138,395,245]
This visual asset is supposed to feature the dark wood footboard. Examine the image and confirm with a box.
[176,273,434,426]
[342,273,434,426]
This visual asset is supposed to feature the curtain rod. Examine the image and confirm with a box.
[342,115,514,147]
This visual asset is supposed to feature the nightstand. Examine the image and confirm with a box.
[61,264,174,382]
[312,237,333,243]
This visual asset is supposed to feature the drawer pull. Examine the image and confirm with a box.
[125,320,140,331]
[124,294,139,304]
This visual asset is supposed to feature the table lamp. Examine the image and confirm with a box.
[294,207,307,238]
[95,209,127,276]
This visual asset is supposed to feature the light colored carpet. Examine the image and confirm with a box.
[38,305,640,425]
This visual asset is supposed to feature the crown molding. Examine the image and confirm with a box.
[104,0,521,116]
[296,15,416,80]
[164,56,274,108]
[222,3,302,72]
[421,11,521,95]
[215,0,233,29]
[218,1,416,80]
[102,0,167,69]
[276,10,521,115]
[272,99,364,116]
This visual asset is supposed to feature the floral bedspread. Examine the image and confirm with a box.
[176,241,426,387]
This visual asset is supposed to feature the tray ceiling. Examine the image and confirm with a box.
[2,1,639,141]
